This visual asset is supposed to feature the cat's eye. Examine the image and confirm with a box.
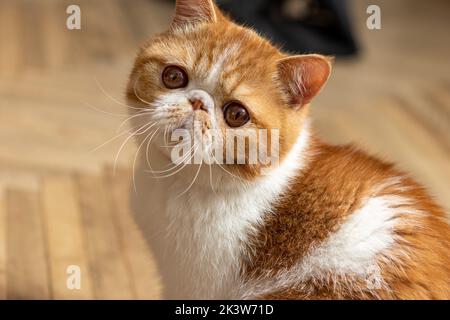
[223,101,250,127]
[162,65,188,89]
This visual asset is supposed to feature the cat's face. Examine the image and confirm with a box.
[127,0,331,181]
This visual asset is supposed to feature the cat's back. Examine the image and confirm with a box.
[242,143,450,299]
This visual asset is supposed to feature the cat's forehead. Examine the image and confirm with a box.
[146,23,281,92]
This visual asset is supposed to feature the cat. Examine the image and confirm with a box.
[126,0,450,299]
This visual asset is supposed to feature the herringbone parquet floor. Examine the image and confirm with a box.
[0,0,448,299]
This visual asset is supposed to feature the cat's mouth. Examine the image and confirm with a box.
[169,109,212,132]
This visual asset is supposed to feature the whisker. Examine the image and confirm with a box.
[150,159,190,179]
[82,101,129,117]
[117,109,156,131]
[212,154,248,186]
[146,143,196,177]
[176,158,203,199]
[139,124,167,176]
[90,130,131,153]
[206,152,215,193]
[132,127,161,192]
[145,128,157,174]
[113,121,158,174]
[90,122,148,153]
[93,76,144,111]
[133,75,155,106]
[163,124,170,145]
[146,124,192,173]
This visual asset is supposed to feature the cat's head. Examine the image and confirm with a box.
[127,0,331,184]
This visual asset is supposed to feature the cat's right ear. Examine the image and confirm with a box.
[276,54,333,109]
[171,0,218,29]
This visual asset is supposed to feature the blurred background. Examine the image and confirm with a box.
[0,0,448,299]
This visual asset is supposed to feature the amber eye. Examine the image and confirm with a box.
[223,101,250,127]
[162,65,188,89]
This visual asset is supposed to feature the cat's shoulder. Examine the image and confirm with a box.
[241,142,450,299]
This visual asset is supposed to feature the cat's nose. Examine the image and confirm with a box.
[189,98,207,112]
[187,89,214,112]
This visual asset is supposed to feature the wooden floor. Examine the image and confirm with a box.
[0,0,448,299]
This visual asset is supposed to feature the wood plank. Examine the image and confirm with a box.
[118,0,172,44]
[0,0,447,301]
[0,192,6,299]
[104,167,162,299]
[76,173,134,299]
[42,175,94,299]
[69,0,116,66]
[0,1,20,77]
[336,97,450,210]
[6,190,51,299]
[41,0,68,70]
[18,0,45,70]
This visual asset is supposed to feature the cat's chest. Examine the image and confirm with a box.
[164,183,260,253]
[164,181,270,246]
[159,180,270,298]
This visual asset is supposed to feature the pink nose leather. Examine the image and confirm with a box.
[189,98,207,112]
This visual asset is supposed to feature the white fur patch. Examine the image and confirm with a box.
[204,42,241,88]
[239,180,422,299]
[136,122,311,299]
[168,122,311,299]
[187,89,215,112]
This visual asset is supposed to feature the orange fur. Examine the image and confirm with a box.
[127,0,450,299]
[243,137,450,299]
[127,2,329,176]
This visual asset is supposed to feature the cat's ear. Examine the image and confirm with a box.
[171,0,218,29]
[277,54,332,109]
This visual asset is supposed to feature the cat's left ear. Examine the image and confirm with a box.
[171,0,218,29]
[277,54,333,109]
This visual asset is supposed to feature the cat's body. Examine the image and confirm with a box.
[132,126,450,299]
[243,136,450,299]
[127,0,450,299]
[131,121,311,299]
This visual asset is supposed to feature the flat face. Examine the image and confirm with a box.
[127,20,309,179]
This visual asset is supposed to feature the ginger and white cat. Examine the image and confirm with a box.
[127,0,450,299]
